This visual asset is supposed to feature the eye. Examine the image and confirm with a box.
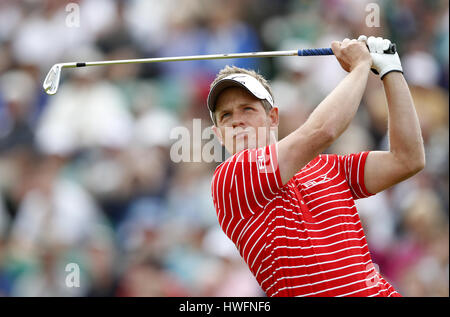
[244,106,254,111]
[221,112,230,121]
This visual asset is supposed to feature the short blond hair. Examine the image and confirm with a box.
[210,65,274,125]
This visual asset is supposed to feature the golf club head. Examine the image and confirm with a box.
[43,64,62,95]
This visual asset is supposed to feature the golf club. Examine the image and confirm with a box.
[43,44,396,95]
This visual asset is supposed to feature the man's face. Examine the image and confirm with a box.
[212,86,278,155]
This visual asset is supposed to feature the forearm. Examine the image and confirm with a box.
[383,72,425,170]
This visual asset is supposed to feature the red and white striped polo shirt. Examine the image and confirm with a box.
[211,143,401,297]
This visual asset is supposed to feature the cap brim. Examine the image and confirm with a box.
[207,79,252,113]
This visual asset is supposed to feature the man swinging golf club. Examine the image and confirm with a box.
[208,36,425,297]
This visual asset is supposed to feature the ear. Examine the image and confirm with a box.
[211,125,224,145]
[268,107,279,127]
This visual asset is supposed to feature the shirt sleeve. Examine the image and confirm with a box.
[336,151,374,200]
[211,143,283,221]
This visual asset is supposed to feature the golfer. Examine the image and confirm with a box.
[208,36,425,297]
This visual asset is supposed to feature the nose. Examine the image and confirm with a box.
[231,114,245,128]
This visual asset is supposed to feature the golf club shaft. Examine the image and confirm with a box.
[60,49,334,68]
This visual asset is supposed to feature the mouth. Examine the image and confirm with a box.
[232,128,250,138]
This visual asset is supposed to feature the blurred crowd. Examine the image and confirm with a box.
[0,0,448,297]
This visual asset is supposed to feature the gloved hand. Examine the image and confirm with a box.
[358,35,403,79]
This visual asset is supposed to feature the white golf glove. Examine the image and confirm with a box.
[358,35,403,79]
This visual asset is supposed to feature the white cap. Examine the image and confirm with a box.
[207,73,274,121]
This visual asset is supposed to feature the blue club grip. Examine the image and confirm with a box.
[297,48,334,56]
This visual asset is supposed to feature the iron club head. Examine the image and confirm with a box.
[43,64,62,95]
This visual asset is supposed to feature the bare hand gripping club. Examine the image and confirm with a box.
[43,44,396,95]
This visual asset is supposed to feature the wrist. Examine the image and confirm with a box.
[352,60,371,72]
[381,70,404,82]
[380,68,403,80]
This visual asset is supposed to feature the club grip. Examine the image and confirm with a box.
[297,48,334,56]
[297,43,396,56]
